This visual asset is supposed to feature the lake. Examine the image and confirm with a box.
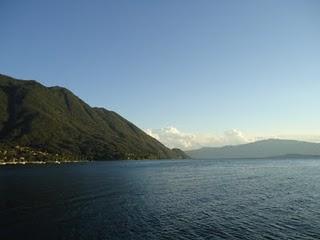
[1,159,320,240]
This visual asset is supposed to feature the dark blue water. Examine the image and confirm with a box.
[1,159,320,240]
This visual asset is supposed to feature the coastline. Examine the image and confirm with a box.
[0,160,89,166]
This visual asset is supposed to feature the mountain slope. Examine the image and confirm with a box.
[0,74,187,160]
[187,139,320,159]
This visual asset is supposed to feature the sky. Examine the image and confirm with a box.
[1,0,320,149]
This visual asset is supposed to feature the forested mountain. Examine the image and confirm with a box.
[0,74,188,162]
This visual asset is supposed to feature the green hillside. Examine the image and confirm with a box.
[0,74,188,162]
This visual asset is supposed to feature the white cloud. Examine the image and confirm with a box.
[223,129,250,144]
[145,129,160,140]
[144,127,252,150]
[145,127,320,150]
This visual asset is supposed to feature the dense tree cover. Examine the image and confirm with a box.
[0,74,188,162]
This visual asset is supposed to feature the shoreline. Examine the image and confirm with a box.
[0,160,89,166]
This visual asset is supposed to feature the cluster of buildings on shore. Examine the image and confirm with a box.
[0,145,76,164]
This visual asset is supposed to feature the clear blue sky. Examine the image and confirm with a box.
[1,0,320,137]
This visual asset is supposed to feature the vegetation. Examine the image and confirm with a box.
[0,144,82,164]
[0,74,188,162]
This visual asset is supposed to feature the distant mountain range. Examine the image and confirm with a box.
[187,139,320,159]
[0,74,188,162]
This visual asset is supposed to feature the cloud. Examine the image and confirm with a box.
[223,129,250,144]
[145,127,320,150]
[144,127,251,150]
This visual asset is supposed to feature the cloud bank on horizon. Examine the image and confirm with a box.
[145,127,320,150]
[145,127,251,150]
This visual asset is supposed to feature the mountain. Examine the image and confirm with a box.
[0,74,188,161]
[171,148,190,159]
[187,139,320,159]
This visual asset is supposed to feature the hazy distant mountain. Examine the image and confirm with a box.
[187,139,320,159]
[0,74,188,161]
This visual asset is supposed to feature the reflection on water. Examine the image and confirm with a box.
[1,159,320,240]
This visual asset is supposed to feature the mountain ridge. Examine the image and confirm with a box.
[187,139,320,159]
[0,74,188,161]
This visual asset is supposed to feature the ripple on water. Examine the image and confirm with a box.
[1,159,320,240]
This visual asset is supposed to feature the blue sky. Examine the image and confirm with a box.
[1,0,320,148]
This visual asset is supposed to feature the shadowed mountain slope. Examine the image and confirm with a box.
[0,74,188,160]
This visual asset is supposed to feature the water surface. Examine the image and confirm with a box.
[1,159,320,240]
